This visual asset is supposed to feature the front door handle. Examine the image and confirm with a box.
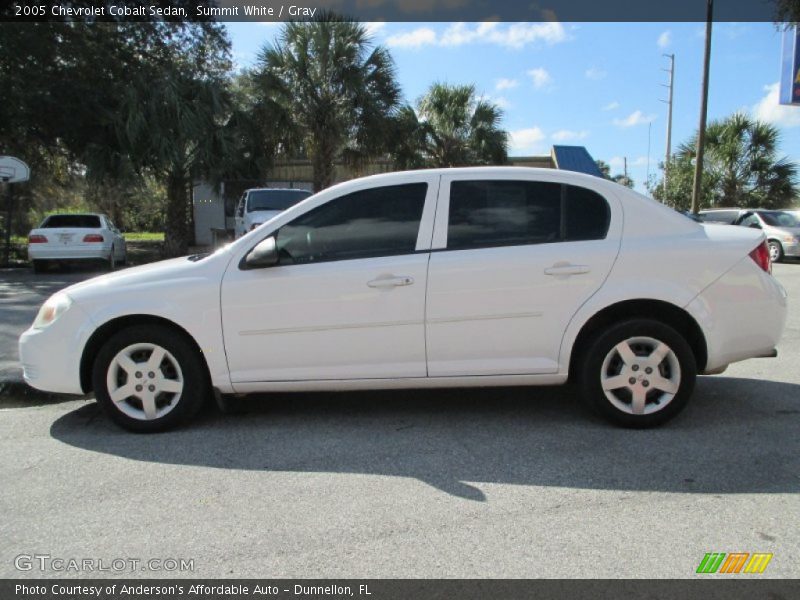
[367,275,414,289]
[544,264,591,276]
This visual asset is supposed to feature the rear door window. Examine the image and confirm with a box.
[446,180,610,250]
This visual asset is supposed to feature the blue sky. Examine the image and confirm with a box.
[226,21,800,193]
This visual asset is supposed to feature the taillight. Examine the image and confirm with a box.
[28,234,47,244]
[82,234,104,243]
[749,240,771,274]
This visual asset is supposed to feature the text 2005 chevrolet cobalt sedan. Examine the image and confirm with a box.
[19,168,787,431]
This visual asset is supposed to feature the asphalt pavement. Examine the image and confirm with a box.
[0,262,799,578]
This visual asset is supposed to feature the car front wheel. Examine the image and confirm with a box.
[579,319,697,428]
[92,325,209,432]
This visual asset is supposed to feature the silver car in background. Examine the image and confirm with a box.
[733,210,800,263]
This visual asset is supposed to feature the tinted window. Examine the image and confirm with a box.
[565,185,611,241]
[758,211,799,228]
[247,189,312,212]
[276,183,427,265]
[701,210,739,224]
[447,180,609,250]
[42,215,101,228]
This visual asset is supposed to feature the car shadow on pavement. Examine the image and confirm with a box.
[49,376,800,501]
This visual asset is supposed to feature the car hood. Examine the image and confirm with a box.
[246,210,281,224]
[60,254,224,303]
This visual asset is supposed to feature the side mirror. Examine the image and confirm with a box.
[245,236,279,269]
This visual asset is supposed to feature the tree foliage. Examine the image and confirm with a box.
[0,18,233,255]
[651,113,798,210]
[254,16,402,191]
[394,83,508,169]
[596,160,634,188]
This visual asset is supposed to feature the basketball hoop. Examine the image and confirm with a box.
[0,156,30,183]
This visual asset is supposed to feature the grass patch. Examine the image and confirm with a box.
[124,232,164,242]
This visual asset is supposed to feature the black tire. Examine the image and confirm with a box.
[768,240,784,264]
[107,247,116,271]
[578,318,697,428]
[32,260,47,274]
[92,325,210,432]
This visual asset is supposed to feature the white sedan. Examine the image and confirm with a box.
[19,168,787,432]
[27,213,127,273]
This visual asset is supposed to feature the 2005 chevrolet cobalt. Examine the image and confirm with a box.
[19,168,787,431]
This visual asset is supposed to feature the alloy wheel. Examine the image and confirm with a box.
[599,336,681,416]
[105,342,184,420]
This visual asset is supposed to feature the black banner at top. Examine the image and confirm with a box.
[0,0,791,23]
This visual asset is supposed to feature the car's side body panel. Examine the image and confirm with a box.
[18,167,788,404]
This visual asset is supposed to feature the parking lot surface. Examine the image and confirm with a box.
[0,263,798,578]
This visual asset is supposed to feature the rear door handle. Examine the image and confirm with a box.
[544,264,591,276]
[367,275,414,289]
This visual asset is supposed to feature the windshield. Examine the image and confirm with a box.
[247,189,311,212]
[758,211,800,228]
[41,214,101,228]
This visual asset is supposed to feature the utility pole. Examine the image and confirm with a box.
[691,0,713,215]
[661,53,675,197]
[623,157,628,182]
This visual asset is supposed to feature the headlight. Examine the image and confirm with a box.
[32,293,73,330]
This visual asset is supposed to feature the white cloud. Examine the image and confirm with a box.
[602,101,620,111]
[441,21,568,49]
[657,30,672,49]
[386,27,437,49]
[363,22,387,38]
[478,94,511,110]
[495,78,519,91]
[613,110,656,127]
[609,156,649,169]
[753,82,800,128]
[387,21,569,51]
[527,67,553,89]
[509,127,547,154]
[552,129,589,142]
[585,67,607,81]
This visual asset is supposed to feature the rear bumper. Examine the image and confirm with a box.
[28,245,112,261]
[686,257,788,372]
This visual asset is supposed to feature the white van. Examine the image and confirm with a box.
[234,188,312,238]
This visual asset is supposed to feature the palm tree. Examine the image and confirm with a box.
[255,17,401,192]
[395,83,508,168]
[112,69,231,257]
[654,113,797,209]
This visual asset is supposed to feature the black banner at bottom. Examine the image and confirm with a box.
[3,579,800,600]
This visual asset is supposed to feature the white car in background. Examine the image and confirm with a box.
[234,187,312,238]
[27,213,127,273]
[19,168,787,432]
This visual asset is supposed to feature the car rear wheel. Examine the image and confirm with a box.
[768,240,784,263]
[107,247,116,271]
[92,325,209,432]
[579,319,696,428]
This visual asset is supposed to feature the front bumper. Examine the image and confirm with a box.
[18,300,96,395]
[782,240,800,258]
